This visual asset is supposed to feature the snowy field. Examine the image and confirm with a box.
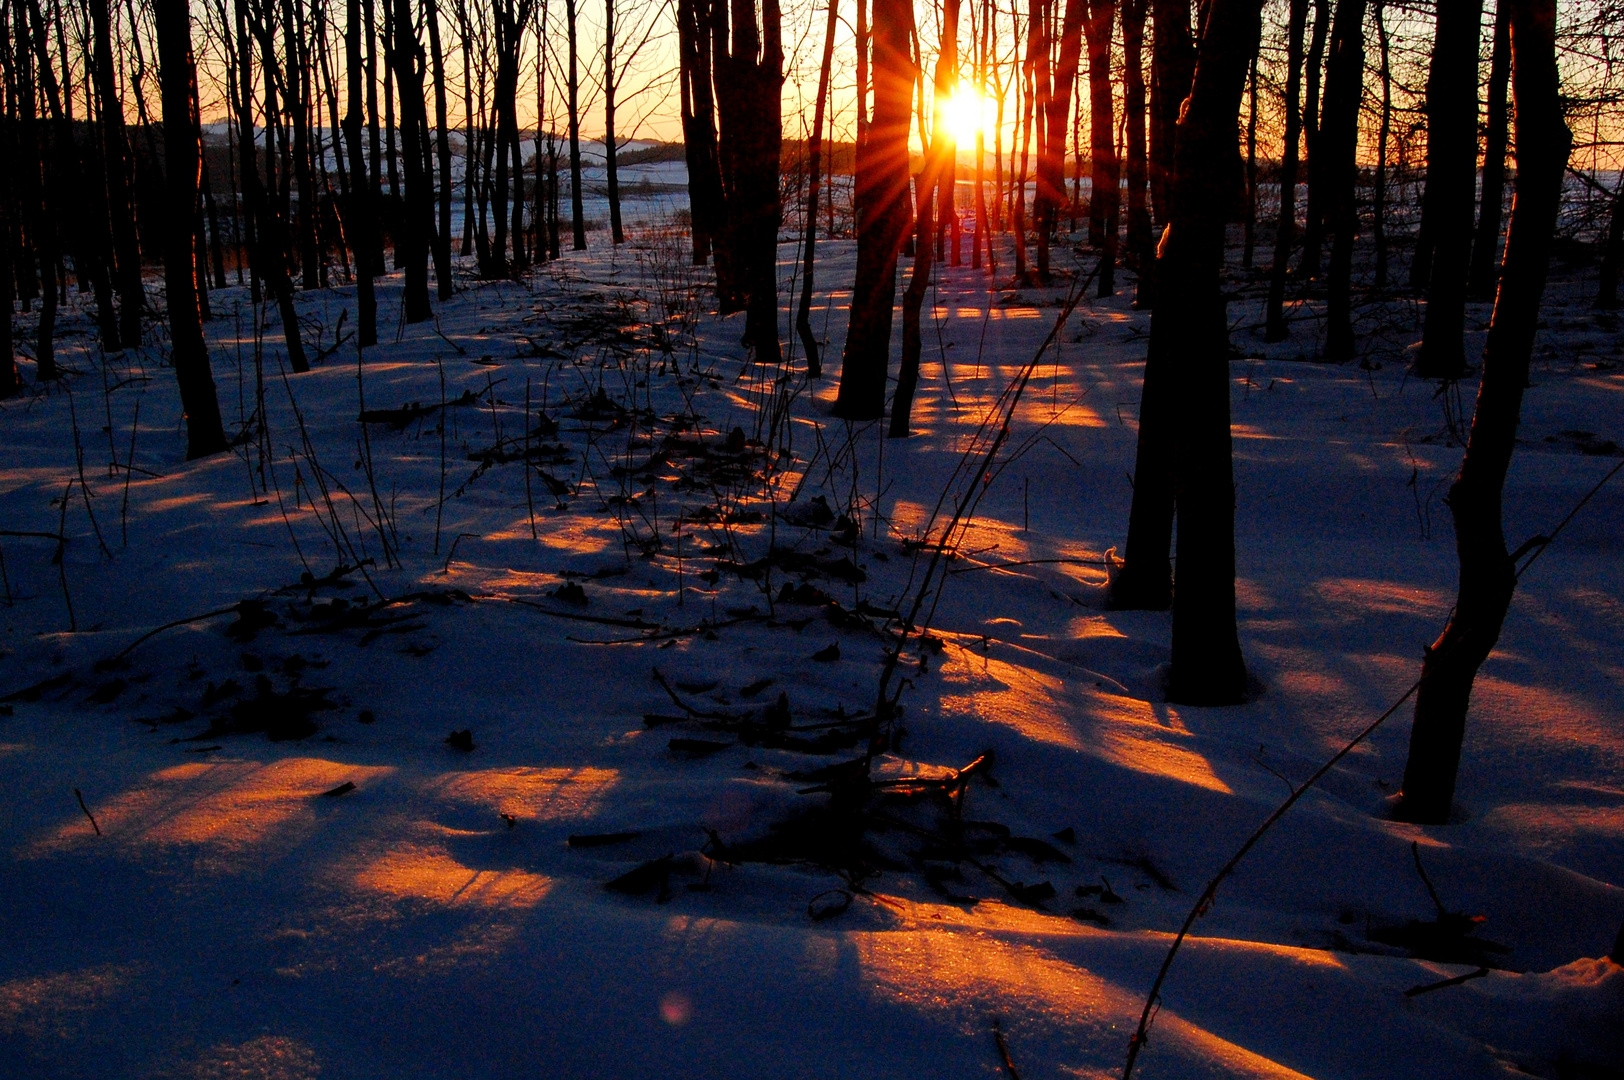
[1,214,1622,1079]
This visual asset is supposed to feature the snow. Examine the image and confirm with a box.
[2,218,1622,1078]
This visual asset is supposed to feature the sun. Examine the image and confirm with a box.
[938,86,989,145]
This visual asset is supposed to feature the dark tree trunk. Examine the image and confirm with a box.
[1372,0,1392,291]
[1162,0,1258,705]
[1085,0,1118,295]
[832,0,914,421]
[605,0,624,244]
[344,0,378,345]
[17,0,57,380]
[389,0,433,320]
[1036,0,1079,281]
[891,0,959,438]
[1296,0,1330,279]
[1122,0,1152,280]
[153,0,227,459]
[1242,46,1258,270]
[1111,0,1259,660]
[679,0,726,267]
[1319,0,1367,364]
[91,0,143,348]
[1147,0,1194,226]
[716,0,783,360]
[426,0,455,298]
[1397,0,1569,823]
[0,109,14,397]
[280,0,319,290]
[1263,0,1308,340]
[1414,0,1485,379]
[796,0,839,378]
[1598,175,1624,310]
[1468,0,1510,300]
[240,0,310,371]
[565,0,586,249]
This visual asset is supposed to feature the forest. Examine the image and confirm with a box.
[1,0,1622,1075]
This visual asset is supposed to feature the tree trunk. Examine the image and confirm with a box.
[1122,0,1152,281]
[891,0,960,438]
[1319,0,1367,364]
[1414,0,1485,379]
[90,0,143,349]
[389,0,433,320]
[154,0,227,459]
[679,0,726,268]
[1147,0,1194,226]
[1263,0,1308,340]
[1372,0,1392,291]
[1397,0,1569,823]
[1085,0,1118,295]
[833,0,914,421]
[605,0,625,244]
[1468,0,1510,300]
[1597,174,1624,310]
[426,0,455,298]
[566,0,586,249]
[240,0,310,372]
[1242,46,1258,270]
[345,0,378,345]
[1296,0,1330,279]
[1162,0,1258,705]
[796,0,839,378]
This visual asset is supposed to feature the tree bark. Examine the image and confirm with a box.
[1147,0,1194,225]
[1319,0,1367,363]
[1372,0,1392,291]
[154,0,227,459]
[240,0,311,372]
[1122,0,1153,280]
[1414,0,1485,378]
[605,0,624,244]
[891,0,960,438]
[90,0,143,349]
[1085,0,1119,295]
[796,0,839,378]
[426,0,455,297]
[1597,174,1624,309]
[1162,0,1258,706]
[566,0,586,250]
[679,0,726,267]
[389,0,433,319]
[1262,0,1308,340]
[345,0,378,345]
[1397,0,1570,823]
[833,0,914,421]
[1296,0,1330,279]
[1468,0,1510,301]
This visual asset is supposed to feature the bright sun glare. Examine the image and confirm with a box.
[940,87,989,144]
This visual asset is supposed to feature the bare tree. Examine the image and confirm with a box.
[1263,0,1309,339]
[154,0,228,458]
[1397,0,1571,823]
[1413,0,1485,378]
[1468,0,1510,300]
[833,0,914,420]
[1319,0,1367,363]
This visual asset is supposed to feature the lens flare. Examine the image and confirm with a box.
[938,87,989,145]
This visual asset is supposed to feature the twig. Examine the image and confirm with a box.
[1404,966,1489,998]
[74,788,101,835]
[107,605,244,663]
[992,1019,1022,1080]
[1120,679,1422,1080]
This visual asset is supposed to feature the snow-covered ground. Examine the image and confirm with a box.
[2,222,1622,1079]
